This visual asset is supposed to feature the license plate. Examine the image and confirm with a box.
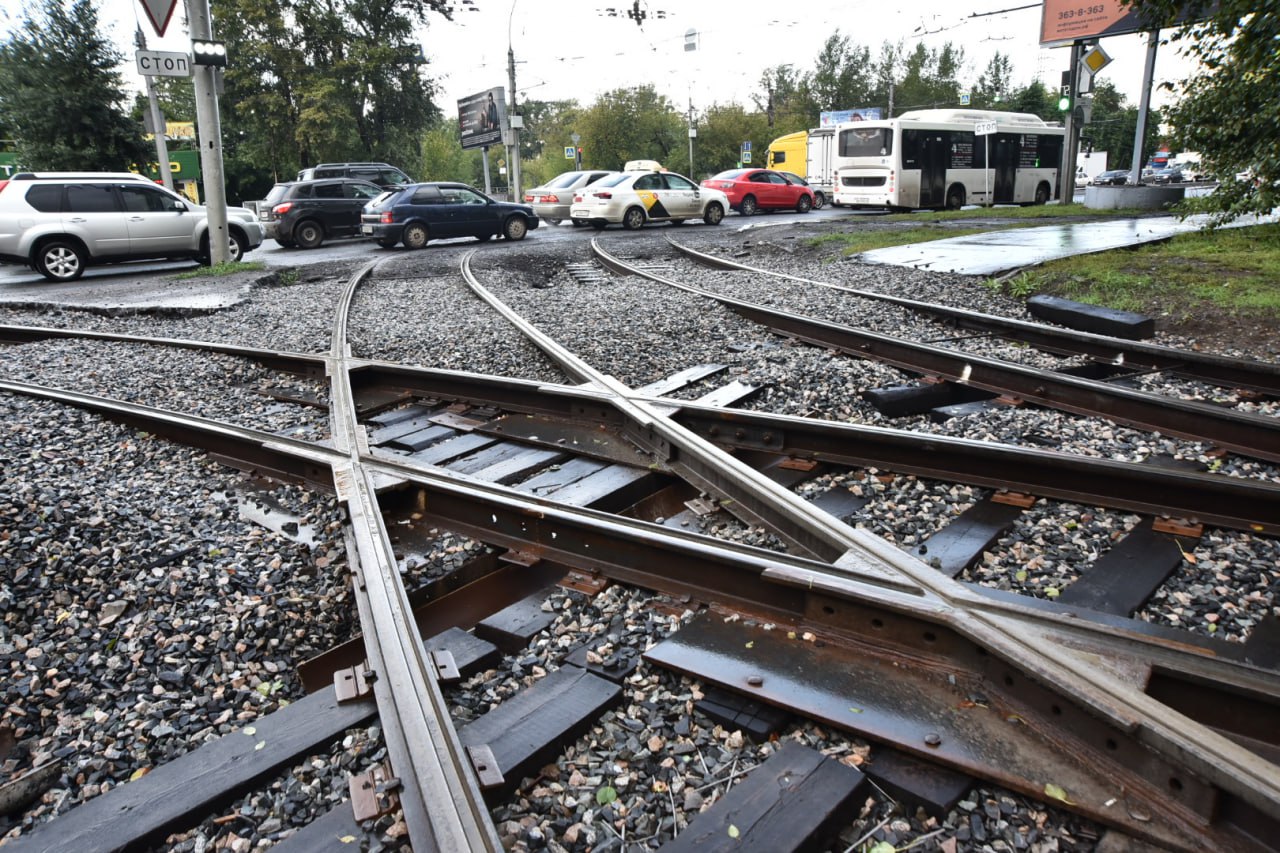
[852,196,871,204]
[361,225,373,234]
[530,196,542,203]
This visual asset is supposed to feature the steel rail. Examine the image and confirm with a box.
[457,250,1280,849]
[591,239,1280,463]
[0,323,327,378]
[664,237,1280,396]
[327,260,501,852]
[4,374,1279,847]
[339,359,1280,535]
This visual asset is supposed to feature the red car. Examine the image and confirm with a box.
[700,168,815,215]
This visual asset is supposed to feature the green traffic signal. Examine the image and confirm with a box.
[1058,95,1071,111]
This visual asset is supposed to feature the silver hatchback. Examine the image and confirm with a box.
[523,169,618,225]
[0,172,263,281]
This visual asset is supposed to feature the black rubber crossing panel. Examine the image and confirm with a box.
[695,684,792,742]
[467,446,567,485]
[913,498,1024,578]
[657,740,865,853]
[514,457,609,498]
[2,688,375,853]
[1027,294,1155,340]
[269,803,364,852]
[407,432,499,466]
[475,591,557,654]
[1244,614,1280,670]
[425,626,501,679]
[1057,518,1185,616]
[864,746,973,817]
[809,487,871,523]
[539,465,663,511]
[863,383,992,418]
[445,442,542,476]
[459,665,621,800]
[386,423,454,452]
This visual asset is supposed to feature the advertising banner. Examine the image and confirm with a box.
[818,108,883,127]
[1039,0,1205,46]
[458,87,507,151]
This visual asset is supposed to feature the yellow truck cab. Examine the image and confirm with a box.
[765,132,807,176]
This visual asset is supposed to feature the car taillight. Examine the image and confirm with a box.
[543,193,560,203]
[523,194,534,202]
[272,202,293,214]
[0,180,8,194]
[592,191,612,199]
[380,212,396,224]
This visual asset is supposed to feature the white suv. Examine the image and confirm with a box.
[0,172,264,281]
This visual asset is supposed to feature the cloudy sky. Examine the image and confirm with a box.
[2,0,1198,115]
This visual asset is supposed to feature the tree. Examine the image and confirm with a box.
[1077,80,1157,171]
[697,103,773,179]
[0,0,148,170]
[576,86,683,170]
[1123,0,1279,222]
[210,0,447,200]
[971,53,1014,110]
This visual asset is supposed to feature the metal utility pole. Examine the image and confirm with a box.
[1128,29,1160,186]
[135,27,174,192]
[186,0,229,263]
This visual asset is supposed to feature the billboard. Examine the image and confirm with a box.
[1039,0,1203,46]
[818,108,882,127]
[458,86,506,150]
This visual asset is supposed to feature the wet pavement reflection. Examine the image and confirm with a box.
[860,211,1277,276]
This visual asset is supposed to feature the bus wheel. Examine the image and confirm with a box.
[945,186,966,210]
[1034,183,1050,205]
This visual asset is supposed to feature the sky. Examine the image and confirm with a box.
[1,0,1199,117]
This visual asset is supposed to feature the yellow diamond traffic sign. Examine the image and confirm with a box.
[1082,45,1112,75]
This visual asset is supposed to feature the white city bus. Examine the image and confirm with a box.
[830,109,1065,210]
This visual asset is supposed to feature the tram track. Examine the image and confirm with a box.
[1,236,1278,852]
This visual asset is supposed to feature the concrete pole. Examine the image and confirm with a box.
[135,28,174,192]
[508,46,521,201]
[186,0,229,263]
[1060,41,1082,203]
[1128,29,1160,185]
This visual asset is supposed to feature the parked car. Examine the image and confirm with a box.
[776,170,824,208]
[1074,167,1089,188]
[569,170,727,230]
[260,178,384,248]
[522,169,618,225]
[1092,169,1131,186]
[360,182,539,248]
[700,168,815,215]
[296,162,413,189]
[1149,166,1186,184]
[0,172,263,281]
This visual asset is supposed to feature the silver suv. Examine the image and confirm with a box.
[0,172,264,281]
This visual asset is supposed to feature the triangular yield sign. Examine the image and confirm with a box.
[138,0,179,37]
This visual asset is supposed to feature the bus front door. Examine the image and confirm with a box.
[919,134,947,207]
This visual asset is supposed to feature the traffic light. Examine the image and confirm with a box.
[1058,70,1071,111]
[191,40,227,67]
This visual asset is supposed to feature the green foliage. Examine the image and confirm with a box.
[0,0,149,170]
[576,86,684,170]
[176,261,266,279]
[1122,0,1280,223]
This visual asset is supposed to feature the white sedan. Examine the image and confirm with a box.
[570,170,728,230]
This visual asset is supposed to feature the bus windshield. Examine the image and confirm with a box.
[838,127,892,158]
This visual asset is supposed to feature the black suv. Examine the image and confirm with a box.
[260,178,384,249]
[360,182,539,249]
[295,162,412,190]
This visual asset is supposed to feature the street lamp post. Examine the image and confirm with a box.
[507,1,522,200]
